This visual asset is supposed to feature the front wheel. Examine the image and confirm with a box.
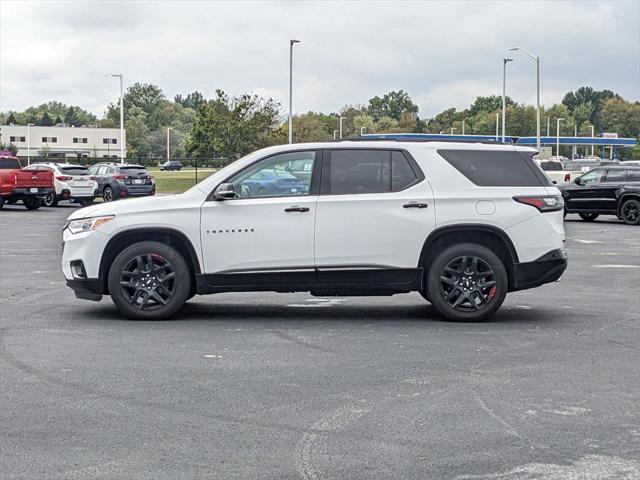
[426,243,508,322]
[43,192,59,207]
[23,197,43,210]
[108,241,191,320]
[579,212,599,222]
[620,199,640,225]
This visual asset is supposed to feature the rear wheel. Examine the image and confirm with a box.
[578,212,599,222]
[108,241,191,320]
[43,192,59,207]
[426,243,508,322]
[620,199,640,225]
[23,197,43,210]
[103,186,114,202]
[0,197,5,209]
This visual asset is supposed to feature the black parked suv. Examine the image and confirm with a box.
[560,166,640,224]
[159,160,183,171]
[89,163,156,202]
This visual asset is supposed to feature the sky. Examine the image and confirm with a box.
[1,0,639,120]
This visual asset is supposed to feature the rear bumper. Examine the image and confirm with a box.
[3,187,54,198]
[511,248,568,291]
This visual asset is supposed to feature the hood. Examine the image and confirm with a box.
[66,191,201,221]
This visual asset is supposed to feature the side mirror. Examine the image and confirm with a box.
[214,183,236,200]
[574,177,581,185]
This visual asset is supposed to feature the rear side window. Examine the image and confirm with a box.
[321,149,421,195]
[438,149,550,187]
[604,169,626,183]
[60,166,90,176]
[626,170,640,182]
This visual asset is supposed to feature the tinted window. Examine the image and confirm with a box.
[228,151,316,198]
[0,158,21,169]
[118,166,149,176]
[391,151,418,190]
[323,150,390,195]
[627,169,640,182]
[60,166,90,176]
[438,149,549,187]
[604,169,626,183]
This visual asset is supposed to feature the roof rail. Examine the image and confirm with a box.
[335,136,508,145]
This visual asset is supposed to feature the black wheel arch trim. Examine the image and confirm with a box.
[97,227,202,294]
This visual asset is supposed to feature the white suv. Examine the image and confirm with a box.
[26,162,97,207]
[62,139,567,322]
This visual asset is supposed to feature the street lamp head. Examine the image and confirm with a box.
[290,39,300,44]
[503,57,514,63]
[508,47,519,51]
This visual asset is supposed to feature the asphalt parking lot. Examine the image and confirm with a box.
[1,204,639,479]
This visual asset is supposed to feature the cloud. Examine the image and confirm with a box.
[1,0,638,119]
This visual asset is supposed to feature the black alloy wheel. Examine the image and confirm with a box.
[426,243,508,322]
[621,199,640,225]
[108,241,191,319]
[578,212,599,222]
[43,192,59,207]
[119,254,177,311]
[103,186,114,202]
[439,256,497,312]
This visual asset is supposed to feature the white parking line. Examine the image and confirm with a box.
[593,264,640,269]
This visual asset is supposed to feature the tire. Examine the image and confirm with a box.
[103,185,115,202]
[108,241,191,320]
[426,243,508,322]
[0,197,5,209]
[620,199,640,226]
[23,197,43,210]
[43,191,59,207]
[578,212,599,222]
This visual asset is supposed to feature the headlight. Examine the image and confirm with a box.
[67,215,115,234]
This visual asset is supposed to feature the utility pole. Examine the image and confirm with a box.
[288,39,300,144]
[502,58,513,143]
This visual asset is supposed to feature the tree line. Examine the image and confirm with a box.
[2,85,639,160]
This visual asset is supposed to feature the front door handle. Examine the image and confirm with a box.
[403,202,428,209]
[284,206,310,212]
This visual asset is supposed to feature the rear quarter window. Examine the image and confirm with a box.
[438,149,550,187]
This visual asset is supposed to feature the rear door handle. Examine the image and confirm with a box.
[284,206,310,212]
[403,202,428,209]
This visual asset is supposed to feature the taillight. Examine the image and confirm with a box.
[513,195,564,212]
[114,174,126,180]
[56,175,73,181]
[90,176,96,180]
[564,174,570,182]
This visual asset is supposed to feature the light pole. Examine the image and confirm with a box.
[360,126,366,136]
[166,127,172,161]
[546,116,550,136]
[573,123,577,159]
[106,73,125,162]
[333,130,338,140]
[339,116,345,139]
[462,119,465,135]
[450,127,457,135]
[27,123,34,165]
[495,113,500,141]
[509,47,540,150]
[556,117,564,157]
[588,124,595,156]
[502,58,513,143]
[288,39,300,144]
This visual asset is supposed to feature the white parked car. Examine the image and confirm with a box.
[62,140,567,322]
[26,162,97,207]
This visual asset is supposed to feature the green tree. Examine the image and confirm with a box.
[353,114,375,135]
[175,91,205,110]
[64,106,81,126]
[5,112,17,124]
[375,115,400,132]
[367,90,418,121]
[467,95,514,117]
[0,141,18,155]
[186,89,282,159]
[40,112,54,126]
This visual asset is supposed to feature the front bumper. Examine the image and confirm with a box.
[66,278,103,301]
[511,248,568,291]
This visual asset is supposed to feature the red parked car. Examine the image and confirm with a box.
[0,152,54,210]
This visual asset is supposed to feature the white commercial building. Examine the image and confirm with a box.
[0,124,126,161]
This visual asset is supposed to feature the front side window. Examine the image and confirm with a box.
[228,151,316,198]
[579,169,605,185]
